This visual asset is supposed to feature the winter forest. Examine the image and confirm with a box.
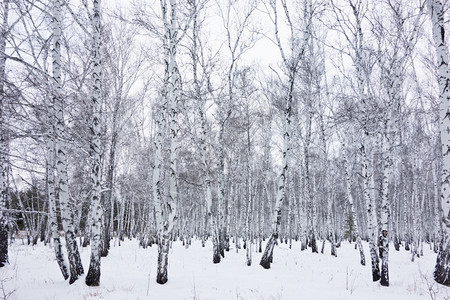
[1,0,450,298]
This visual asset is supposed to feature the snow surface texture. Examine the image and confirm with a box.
[1,239,448,300]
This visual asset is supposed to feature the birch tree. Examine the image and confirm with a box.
[329,0,380,281]
[342,137,365,265]
[317,67,336,257]
[46,70,69,280]
[428,0,450,286]
[188,0,222,263]
[152,0,187,284]
[260,0,311,269]
[85,0,103,287]
[52,0,84,284]
[373,1,425,285]
[0,0,9,268]
[433,159,442,253]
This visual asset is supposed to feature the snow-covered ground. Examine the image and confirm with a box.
[1,238,448,300]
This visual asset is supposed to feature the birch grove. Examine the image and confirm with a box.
[0,0,448,289]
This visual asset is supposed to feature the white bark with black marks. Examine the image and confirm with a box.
[245,116,252,266]
[347,0,379,282]
[260,74,292,268]
[342,143,365,266]
[433,161,442,253]
[378,3,424,286]
[86,0,103,287]
[46,103,69,280]
[429,0,450,286]
[411,164,422,262]
[380,132,391,286]
[0,0,9,268]
[52,0,83,284]
[189,0,220,262]
[260,0,311,269]
[154,0,180,284]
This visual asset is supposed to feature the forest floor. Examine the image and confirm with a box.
[0,237,448,300]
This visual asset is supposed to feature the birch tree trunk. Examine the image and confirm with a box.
[433,161,442,253]
[245,110,252,266]
[260,0,311,270]
[217,125,227,258]
[319,99,335,256]
[259,93,291,269]
[245,179,252,266]
[52,0,83,284]
[117,189,125,244]
[260,111,272,253]
[378,4,423,285]
[287,171,293,249]
[46,103,69,280]
[260,71,293,269]
[401,155,411,250]
[154,0,179,284]
[304,95,317,253]
[83,208,91,247]
[85,0,103,287]
[190,1,220,263]
[200,109,220,262]
[130,198,135,238]
[299,174,308,250]
[343,144,365,265]
[429,0,450,286]
[0,0,9,268]
[411,165,422,262]
[101,126,117,255]
[362,141,380,281]
[349,0,379,282]
[379,128,391,286]
[102,131,116,256]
